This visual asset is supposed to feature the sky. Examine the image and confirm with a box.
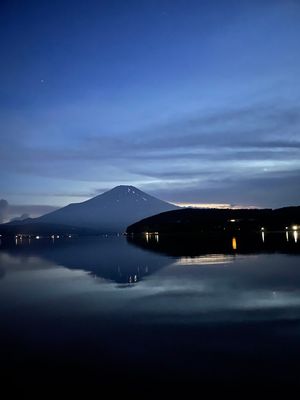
[1,0,300,220]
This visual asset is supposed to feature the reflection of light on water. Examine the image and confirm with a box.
[15,235,23,245]
[175,254,235,266]
[144,232,159,243]
[261,231,265,243]
[294,231,298,243]
[286,231,289,242]
[127,274,139,284]
[232,237,237,250]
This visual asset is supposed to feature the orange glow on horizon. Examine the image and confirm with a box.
[172,202,258,210]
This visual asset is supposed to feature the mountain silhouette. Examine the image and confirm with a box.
[12,185,177,233]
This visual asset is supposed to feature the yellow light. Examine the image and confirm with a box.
[292,225,298,231]
[232,237,237,250]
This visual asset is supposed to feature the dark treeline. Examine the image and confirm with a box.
[127,206,300,234]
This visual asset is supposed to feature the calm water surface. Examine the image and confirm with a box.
[1,232,300,387]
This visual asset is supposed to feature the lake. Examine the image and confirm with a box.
[1,232,300,388]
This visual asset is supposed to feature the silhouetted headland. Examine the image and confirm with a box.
[127,206,300,234]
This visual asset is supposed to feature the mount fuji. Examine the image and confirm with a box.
[21,185,178,233]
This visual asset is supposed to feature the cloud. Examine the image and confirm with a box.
[8,205,58,220]
[0,199,9,223]
[148,168,300,208]
[0,200,58,223]
[2,101,300,164]
[9,213,30,222]
[1,99,300,207]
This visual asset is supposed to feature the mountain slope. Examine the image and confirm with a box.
[29,186,178,233]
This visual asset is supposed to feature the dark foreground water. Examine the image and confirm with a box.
[1,231,300,389]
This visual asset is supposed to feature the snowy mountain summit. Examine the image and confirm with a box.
[33,185,178,232]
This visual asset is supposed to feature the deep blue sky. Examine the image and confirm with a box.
[1,0,300,218]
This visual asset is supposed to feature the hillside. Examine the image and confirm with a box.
[126,206,300,234]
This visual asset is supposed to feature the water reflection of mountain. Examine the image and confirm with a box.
[1,232,299,284]
[127,231,300,258]
[0,236,169,284]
